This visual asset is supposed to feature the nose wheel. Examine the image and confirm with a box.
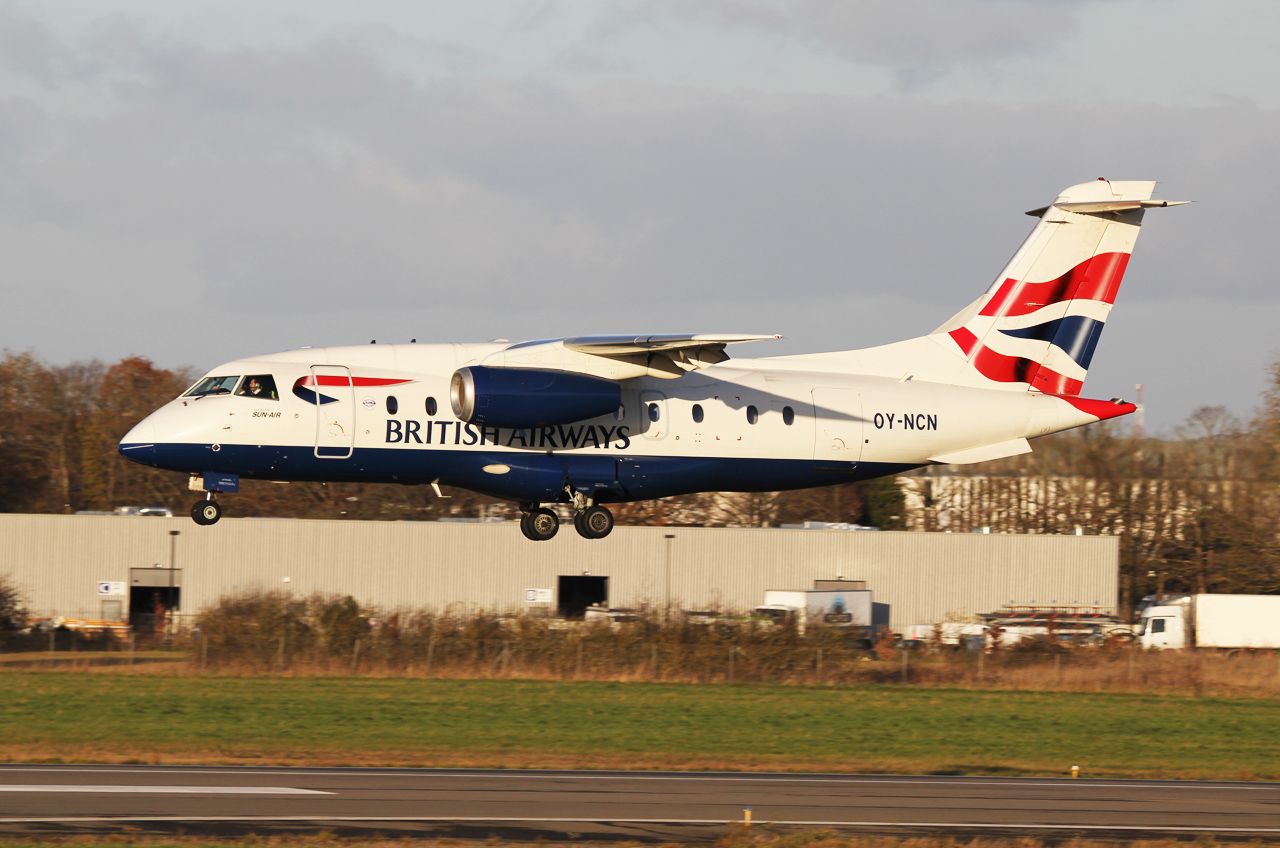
[191,497,223,526]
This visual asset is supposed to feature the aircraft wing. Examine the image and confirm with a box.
[477,334,781,380]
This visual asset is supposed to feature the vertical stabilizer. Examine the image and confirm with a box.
[933,179,1167,395]
[761,179,1185,394]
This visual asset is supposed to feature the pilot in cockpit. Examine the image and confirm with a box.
[237,375,278,400]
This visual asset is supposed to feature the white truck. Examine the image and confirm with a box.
[754,588,873,635]
[1138,594,1280,650]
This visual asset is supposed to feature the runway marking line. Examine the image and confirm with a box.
[0,786,330,795]
[0,816,1275,834]
[0,768,1274,792]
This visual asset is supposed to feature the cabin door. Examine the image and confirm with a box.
[312,365,356,459]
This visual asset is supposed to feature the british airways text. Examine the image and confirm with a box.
[385,420,632,450]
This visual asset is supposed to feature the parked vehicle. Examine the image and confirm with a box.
[905,605,1131,650]
[1138,594,1280,650]
[753,589,872,635]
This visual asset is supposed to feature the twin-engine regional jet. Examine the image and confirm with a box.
[120,179,1184,540]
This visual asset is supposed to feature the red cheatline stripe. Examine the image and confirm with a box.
[304,376,413,387]
[980,252,1131,317]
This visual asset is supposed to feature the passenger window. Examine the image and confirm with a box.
[746,405,758,425]
[426,396,438,416]
[647,402,661,423]
[1151,619,1166,634]
[692,404,704,423]
[782,406,795,426]
[387,396,399,415]
[236,374,279,401]
[186,376,240,397]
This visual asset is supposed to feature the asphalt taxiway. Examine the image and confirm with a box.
[0,765,1276,841]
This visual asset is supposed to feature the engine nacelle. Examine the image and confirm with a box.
[450,366,623,429]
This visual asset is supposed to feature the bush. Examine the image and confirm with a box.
[0,574,28,631]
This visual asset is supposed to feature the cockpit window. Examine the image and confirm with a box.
[236,374,279,401]
[185,376,240,397]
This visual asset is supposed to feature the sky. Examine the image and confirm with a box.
[2,0,1279,433]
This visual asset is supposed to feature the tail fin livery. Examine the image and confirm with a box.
[932,179,1185,395]
[763,179,1185,395]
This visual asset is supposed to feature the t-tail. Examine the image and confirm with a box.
[932,178,1187,396]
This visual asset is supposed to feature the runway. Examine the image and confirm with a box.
[0,765,1277,841]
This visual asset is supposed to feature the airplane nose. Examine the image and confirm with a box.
[118,418,158,465]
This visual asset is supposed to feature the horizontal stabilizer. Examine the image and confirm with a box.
[1026,199,1190,217]
[929,438,1032,465]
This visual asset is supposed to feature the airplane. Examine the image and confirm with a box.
[120,179,1185,541]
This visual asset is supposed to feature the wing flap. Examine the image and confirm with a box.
[563,334,780,354]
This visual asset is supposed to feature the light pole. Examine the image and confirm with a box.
[168,529,180,639]
[663,534,675,622]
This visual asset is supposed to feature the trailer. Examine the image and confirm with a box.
[1139,594,1280,650]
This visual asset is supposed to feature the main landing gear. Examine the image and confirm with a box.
[519,507,560,541]
[519,502,615,541]
[574,505,614,540]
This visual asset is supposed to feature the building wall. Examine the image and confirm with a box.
[0,515,1118,630]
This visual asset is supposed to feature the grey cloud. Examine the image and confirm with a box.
[637,0,1081,87]
[1,12,1275,430]
[0,7,67,83]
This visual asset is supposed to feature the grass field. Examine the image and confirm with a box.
[0,834,1262,848]
[0,673,1277,779]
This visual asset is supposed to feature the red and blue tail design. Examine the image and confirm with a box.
[933,179,1174,396]
[947,251,1128,395]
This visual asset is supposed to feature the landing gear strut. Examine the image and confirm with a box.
[191,493,222,526]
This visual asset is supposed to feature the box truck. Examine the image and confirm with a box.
[1138,594,1280,650]
[753,588,872,635]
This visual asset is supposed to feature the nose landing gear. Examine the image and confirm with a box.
[188,472,238,526]
[192,495,222,526]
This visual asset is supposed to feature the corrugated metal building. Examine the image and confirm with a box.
[0,514,1117,631]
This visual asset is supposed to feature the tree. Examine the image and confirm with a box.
[78,357,197,511]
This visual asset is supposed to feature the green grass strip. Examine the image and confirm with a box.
[0,674,1276,779]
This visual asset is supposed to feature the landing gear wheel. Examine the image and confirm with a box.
[525,507,560,541]
[191,499,222,526]
[574,505,614,540]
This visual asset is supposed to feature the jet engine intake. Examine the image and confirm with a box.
[450,366,623,428]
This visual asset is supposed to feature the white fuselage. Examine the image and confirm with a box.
[122,342,1115,505]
